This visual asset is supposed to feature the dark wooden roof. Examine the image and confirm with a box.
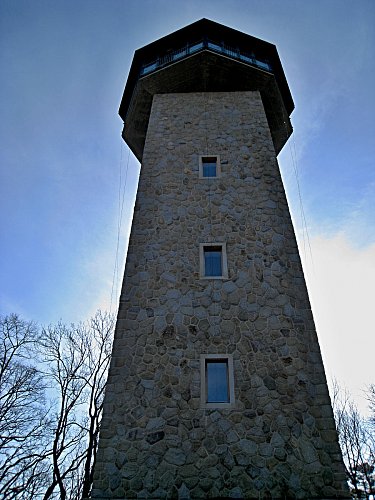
[119,19,294,160]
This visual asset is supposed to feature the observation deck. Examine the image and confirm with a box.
[120,19,294,161]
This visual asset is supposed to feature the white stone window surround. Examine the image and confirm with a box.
[200,354,235,409]
[199,242,228,279]
[199,154,221,178]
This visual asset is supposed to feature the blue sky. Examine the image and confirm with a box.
[1,0,374,413]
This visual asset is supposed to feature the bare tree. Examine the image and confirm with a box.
[368,384,375,425]
[80,312,114,499]
[333,380,375,499]
[41,311,114,500]
[0,311,114,499]
[0,314,51,499]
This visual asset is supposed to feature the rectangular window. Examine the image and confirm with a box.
[199,243,228,279]
[199,155,220,178]
[206,360,229,403]
[200,354,235,408]
[204,246,222,277]
[202,157,217,177]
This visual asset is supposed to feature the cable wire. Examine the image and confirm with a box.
[110,140,131,313]
[286,122,314,271]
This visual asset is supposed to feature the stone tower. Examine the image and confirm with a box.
[92,19,349,499]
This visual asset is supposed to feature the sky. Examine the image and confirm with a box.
[0,0,374,415]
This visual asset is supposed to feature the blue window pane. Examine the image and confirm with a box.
[206,361,229,403]
[204,248,222,276]
[202,157,217,177]
[203,162,216,177]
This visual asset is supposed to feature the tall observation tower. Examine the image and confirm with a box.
[92,19,349,499]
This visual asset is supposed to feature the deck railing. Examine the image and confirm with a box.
[140,39,272,76]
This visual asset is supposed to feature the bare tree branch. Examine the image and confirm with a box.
[0,311,114,499]
[333,379,375,499]
[40,311,114,499]
[0,314,51,498]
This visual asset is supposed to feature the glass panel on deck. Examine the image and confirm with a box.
[207,42,222,53]
[240,54,254,64]
[256,60,271,71]
[142,62,158,75]
[189,42,204,53]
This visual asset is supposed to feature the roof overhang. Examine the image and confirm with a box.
[119,19,294,160]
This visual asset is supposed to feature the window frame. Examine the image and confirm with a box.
[199,242,228,279]
[200,354,235,409]
[199,155,221,179]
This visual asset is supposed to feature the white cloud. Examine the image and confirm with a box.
[300,233,375,416]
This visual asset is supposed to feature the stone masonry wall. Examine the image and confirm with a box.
[92,92,349,499]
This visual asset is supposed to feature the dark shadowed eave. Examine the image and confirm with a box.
[119,18,294,160]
